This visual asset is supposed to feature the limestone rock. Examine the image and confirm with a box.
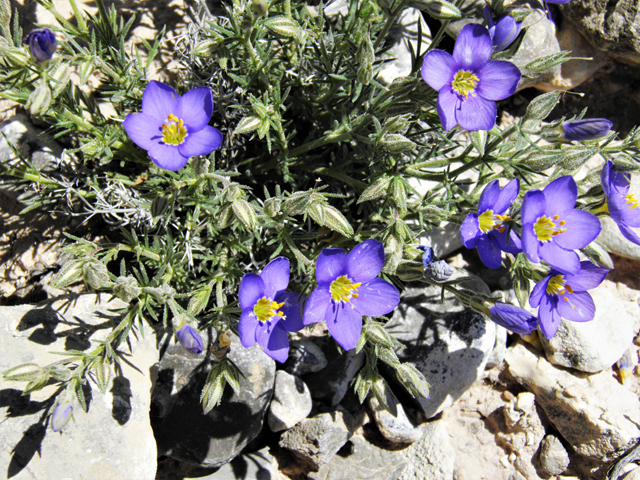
[304,349,364,407]
[268,371,313,432]
[540,286,637,373]
[368,385,425,444]
[486,325,508,370]
[598,216,640,260]
[539,434,571,476]
[0,294,158,480]
[151,333,275,468]
[400,419,455,480]
[505,342,640,459]
[308,434,408,480]
[386,284,496,418]
[284,338,328,376]
[279,410,365,471]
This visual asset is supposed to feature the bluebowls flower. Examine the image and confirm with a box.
[303,239,400,351]
[522,176,601,274]
[25,28,57,63]
[489,303,537,335]
[238,257,304,362]
[563,118,613,141]
[421,23,521,131]
[176,324,204,355]
[601,160,640,245]
[123,81,223,171]
[529,260,609,339]
[460,179,522,269]
[483,6,522,52]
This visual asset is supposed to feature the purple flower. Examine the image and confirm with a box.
[563,118,613,141]
[460,179,522,269]
[601,160,640,245]
[238,257,304,362]
[25,28,57,63]
[303,239,400,351]
[51,402,72,432]
[544,0,572,3]
[522,176,601,274]
[483,6,522,52]
[123,81,223,171]
[176,324,204,355]
[530,260,609,339]
[489,303,537,335]
[421,23,521,131]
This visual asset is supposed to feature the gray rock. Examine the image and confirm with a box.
[279,410,364,471]
[486,325,507,370]
[386,284,496,418]
[151,333,275,468]
[268,371,312,432]
[598,215,640,260]
[540,286,636,373]
[400,419,455,480]
[0,294,157,480]
[368,384,425,444]
[562,0,640,65]
[305,349,365,407]
[308,434,407,480]
[506,342,640,460]
[539,434,571,476]
[284,338,328,376]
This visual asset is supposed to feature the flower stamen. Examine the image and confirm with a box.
[534,215,567,242]
[626,193,639,209]
[253,297,285,323]
[330,275,362,303]
[451,70,479,99]
[478,210,512,233]
[162,113,188,145]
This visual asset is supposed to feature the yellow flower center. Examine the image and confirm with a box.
[626,193,639,209]
[330,275,362,303]
[478,210,511,234]
[451,70,479,98]
[533,215,566,242]
[162,113,188,145]
[253,297,285,323]
[546,274,575,306]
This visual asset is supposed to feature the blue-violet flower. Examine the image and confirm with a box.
[51,402,72,432]
[601,160,640,245]
[563,118,613,142]
[522,176,601,274]
[483,6,522,52]
[489,303,537,335]
[421,23,521,131]
[25,28,57,63]
[238,257,304,362]
[460,179,522,269]
[123,81,223,171]
[529,260,609,339]
[176,324,204,355]
[303,239,400,351]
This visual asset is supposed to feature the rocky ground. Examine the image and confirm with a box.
[3,1,640,479]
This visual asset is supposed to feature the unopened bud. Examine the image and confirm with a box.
[264,197,282,217]
[113,276,141,303]
[25,27,57,63]
[82,260,113,290]
[51,402,72,432]
[176,324,204,355]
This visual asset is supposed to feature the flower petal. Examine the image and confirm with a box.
[538,296,562,339]
[522,223,541,263]
[178,125,223,158]
[351,278,400,316]
[610,193,640,227]
[141,81,179,122]
[521,190,546,225]
[554,209,601,250]
[557,291,595,323]
[277,291,305,332]
[326,301,363,351]
[460,213,480,249]
[529,276,550,308]
[456,95,497,131]
[489,228,522,254]
[148,143,189,171]
[489,303,536,335]
[316,248,347,284]
[260,257,290,300]
[256,321,289,363]
[123,113,163,151]
[176,86,213,131]
[303,284,331,325]
[493,178,520,214]
[453,23,493,70]
[239,273,265,311]
[346,239,384,284]
[478,180,500,213]
[563,261,609,291]
[540,241,580,274]
[543,176,577,217]
[421,49,455,92]
[620,224,640,246]
[476,61,521,101]
[437,88,460,131]
[476,234,503,269]
[238,309,259,348]
[491,16,521,52]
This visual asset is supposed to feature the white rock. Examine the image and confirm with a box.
[539,434,571,476]
[369,386,425,444]
[268,371,312,432]
[486,325,508,369]
[506,342,640,459]
[400,420,455,480]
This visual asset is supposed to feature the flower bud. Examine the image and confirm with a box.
[82,260,113,290]
[51,402,72,432]
[176,324,204,355]
[489,303,537,335]
[264,197,282,217]
[25,28,57,63]
[562,118,613,142]
[249,0,269,16]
